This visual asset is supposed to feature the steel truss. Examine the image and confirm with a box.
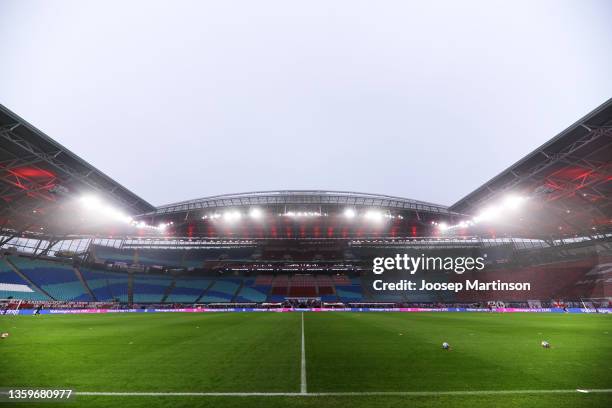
[0,123,148,213]
[457,126,611,210]
[144,190,455,217]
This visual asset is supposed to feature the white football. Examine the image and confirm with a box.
[442,342,449,349]
[0,332,8,339]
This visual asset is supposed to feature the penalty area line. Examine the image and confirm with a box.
[73,389,612,397]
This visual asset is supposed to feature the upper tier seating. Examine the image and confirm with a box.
[92,245,258,268]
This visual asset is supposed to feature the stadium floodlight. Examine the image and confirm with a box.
[502,195,525,210]
[283,211,321,217]
[475,206,500,222]
[101,206,132,223]
[79,195,132,224]
[364,210,383,222]
[129,220,169,231]
[78,194,170,231]
[249,208,263,219]
[344,208,356,219]
[440,195,528,231]
[223,210,242,222]
[80,195,102,209]
[438,222,448,231]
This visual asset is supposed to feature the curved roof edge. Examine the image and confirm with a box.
[450,98,612,214]
[0,104,155,214]
[143,190,455,216]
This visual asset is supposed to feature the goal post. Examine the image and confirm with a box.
[580,297,611,312]
[0,298,23,315]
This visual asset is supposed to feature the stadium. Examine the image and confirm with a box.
[0,96,610,407]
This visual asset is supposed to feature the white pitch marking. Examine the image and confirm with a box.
[72,389,612,397]
[576,389,589,393]
[301,312,307,394]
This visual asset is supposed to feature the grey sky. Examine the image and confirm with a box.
[1,0,611,207]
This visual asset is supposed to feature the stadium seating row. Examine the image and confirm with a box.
[3,257,356,303]
[0,258,48,301]
[9,255,603,304]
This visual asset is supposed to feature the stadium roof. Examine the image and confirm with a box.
[451,98,612,239]
[1,98,609,241]
[143,190,454,216]
[132,190,457,240]
[0,105,155,230]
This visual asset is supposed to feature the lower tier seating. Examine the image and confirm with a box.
[10,257,91,301]
[80,268,129,302]
[166,278,212,303]
[0,259,49,300]
[132,275,174,303]
[200,278,241,302]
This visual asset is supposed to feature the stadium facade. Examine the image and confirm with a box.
[0,100,610,309]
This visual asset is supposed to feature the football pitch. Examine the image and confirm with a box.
[1,312,611,408]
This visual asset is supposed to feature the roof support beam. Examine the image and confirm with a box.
[456,126,611,214]
[0,123,150,214]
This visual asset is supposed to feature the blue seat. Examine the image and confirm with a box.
[166,279,211,303]
[132,276,173,303]
[336,285,363,301]
[9,257,90,301]
[80,268,128,301]
[0,259,49,300]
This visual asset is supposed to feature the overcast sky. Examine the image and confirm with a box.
[1,0,611,207]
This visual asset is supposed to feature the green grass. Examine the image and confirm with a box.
[1,312,610,407]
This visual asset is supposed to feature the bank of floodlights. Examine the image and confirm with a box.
[437,195,528,232]
[79,195,170,231]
